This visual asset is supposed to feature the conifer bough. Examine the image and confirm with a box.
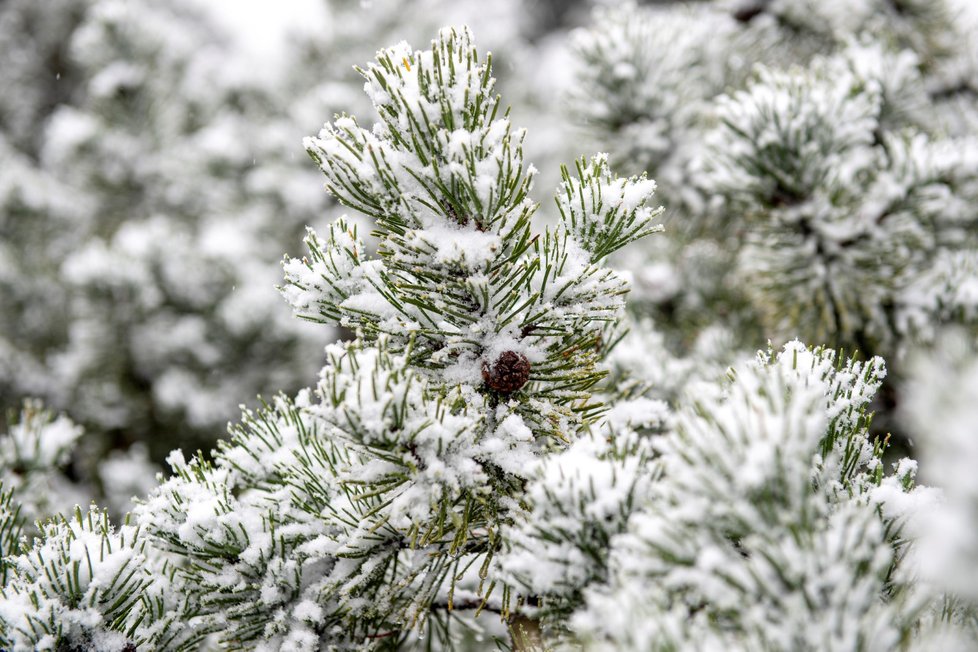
[0,26,660,651]
[274,25,662,644]
[1,18,976,652]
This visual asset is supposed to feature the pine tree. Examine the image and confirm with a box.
[499,342,946,650]
[4,13,978,652]
[564,0,978,448]
[132,26,660,650]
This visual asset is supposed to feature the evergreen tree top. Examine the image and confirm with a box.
[283,26,662,439]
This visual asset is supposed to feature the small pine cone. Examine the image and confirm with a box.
[482,351,531,394]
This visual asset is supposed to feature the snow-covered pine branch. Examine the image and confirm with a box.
[499,342,940,650]
[699,43,978,357]
[132,26,662,649]
[0,402,170,651]
[0,403,85,534]
[284,26,661,443]
[3,8,977,651]
[1,507,164,651]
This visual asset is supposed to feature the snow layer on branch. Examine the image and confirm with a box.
[703,54,881,208]
[569,1,756,185]
[0,507,159,651]
[498,400,668,622]
[305,27,534,236]
[136,394,342,650]
[311,342,496,529]
[285,27,663,453]
[695,42,978,354]
[2,407,80,472]
[134,340,574,647]
[503,342,934,650]
[556,154,663,262]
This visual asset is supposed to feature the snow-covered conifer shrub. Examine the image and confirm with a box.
[499,342,949,650]
[128,26,662,650]
[3,10,978,652]
[566,1,978,443]
[700,43,978,355]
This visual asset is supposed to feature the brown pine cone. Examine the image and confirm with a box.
[482,351,531,394]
